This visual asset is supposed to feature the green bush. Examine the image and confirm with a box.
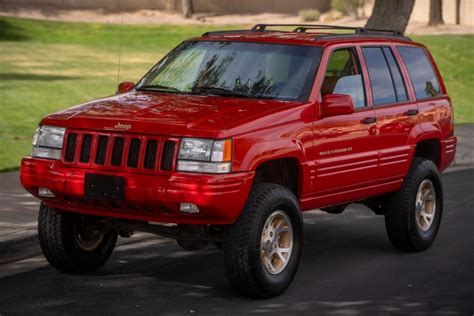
[331,0,364,18]
[299,9,321,22]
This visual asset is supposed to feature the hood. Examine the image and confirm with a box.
[42,91,305,138]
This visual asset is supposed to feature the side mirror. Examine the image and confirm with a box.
[117,82,136,94]
[322,94,355,117]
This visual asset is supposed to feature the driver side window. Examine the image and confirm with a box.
[321,48,366,108]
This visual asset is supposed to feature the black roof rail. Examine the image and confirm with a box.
[201,24,408,40]
[251,23,405,37]
[202,29,255,37]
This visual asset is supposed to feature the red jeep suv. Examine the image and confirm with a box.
[21,24,457,298]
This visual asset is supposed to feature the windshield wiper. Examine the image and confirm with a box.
[137,84,182,93]
[192,86,250,98]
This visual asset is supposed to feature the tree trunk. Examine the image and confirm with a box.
[455,0,461,25]
[365,0,415,34]
[181,0,194,19]
[429,0,444,25]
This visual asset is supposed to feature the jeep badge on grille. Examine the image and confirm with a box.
[113,122,131,130]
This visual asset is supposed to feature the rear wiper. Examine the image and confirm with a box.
[192,86,250,98]
[137,84,182,93]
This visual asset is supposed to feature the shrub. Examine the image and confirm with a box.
[299,9,321,22]
[331,0,365,18]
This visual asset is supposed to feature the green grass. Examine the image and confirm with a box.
[0,17,473,171]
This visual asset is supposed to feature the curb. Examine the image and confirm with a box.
[0,230,161,265]
[0,230,41,265]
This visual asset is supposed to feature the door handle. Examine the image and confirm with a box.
[404,109,419,116]
[361,117,376,124]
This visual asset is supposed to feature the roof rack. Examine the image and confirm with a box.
[251,23,404,37]
[201,24,408,40]
[201,29,255,37]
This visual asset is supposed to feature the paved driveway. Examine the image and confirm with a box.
[0,169,472,315]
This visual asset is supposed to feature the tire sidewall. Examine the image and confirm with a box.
[64,214,117,271]
[250,191,303,294]
[408,162,443,248]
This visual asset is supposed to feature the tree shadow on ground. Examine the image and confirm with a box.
[0,19,30,42]
[0,73,79,81]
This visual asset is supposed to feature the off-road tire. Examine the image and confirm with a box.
[38,204,117,273]
[385,158,443,252]
[223,183,303,298]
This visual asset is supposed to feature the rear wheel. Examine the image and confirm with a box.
[223,183,303,298]
[384,158,443,252]
[38,204,117,273]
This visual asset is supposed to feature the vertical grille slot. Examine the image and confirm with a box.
[95,136,109,165]
[144,140,158,169]
[64,133,77,162]
[111,137,124,166]
[161,141,175,171]
[127,139,141,168]
[79,134,93,163]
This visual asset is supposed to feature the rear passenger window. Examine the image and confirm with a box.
[383,47,408,102]
[363,47,400,105]
[398,46,442,99]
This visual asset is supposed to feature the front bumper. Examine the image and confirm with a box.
[21,157,254,225]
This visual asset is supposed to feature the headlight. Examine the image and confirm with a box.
[177,138,232,173]
[31,125,66,160]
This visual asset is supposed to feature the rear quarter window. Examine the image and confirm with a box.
[398,46,442,100]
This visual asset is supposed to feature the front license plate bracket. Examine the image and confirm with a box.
[84,173,125,200]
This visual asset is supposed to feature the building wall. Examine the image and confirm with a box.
[0,0,331,14]
[410,0,473,26]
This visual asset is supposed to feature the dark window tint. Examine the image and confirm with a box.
[398,46,441,99]
[383,47,408,102]
[362,47,397,105]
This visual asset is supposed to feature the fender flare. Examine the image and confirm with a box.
[241,138,307,172]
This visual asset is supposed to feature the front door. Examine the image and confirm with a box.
[312,47,379,195]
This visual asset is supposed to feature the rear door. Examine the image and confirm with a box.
[361,45,417,180]
[312,46,378,194]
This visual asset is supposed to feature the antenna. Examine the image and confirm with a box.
[117,1,124,85]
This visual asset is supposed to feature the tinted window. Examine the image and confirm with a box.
[138,41,323,101]
[398,46,442,99]
[362,47,397,105]
[383,47,408,102]
[322,48,366,108]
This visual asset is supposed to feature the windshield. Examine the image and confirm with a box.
[138,41,323,101]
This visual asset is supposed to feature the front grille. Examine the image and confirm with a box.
[65,133,77,162]
[62,130,176,173]
[127,139,141,168]
[161,141,175,171]
[111,137,124,166]
[80,134,93,163]
[95,136,108,165]
[144,140,158,169]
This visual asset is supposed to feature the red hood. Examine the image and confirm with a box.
[42,91,304,138]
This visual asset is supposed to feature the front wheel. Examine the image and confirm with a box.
[38,204,118,273]
[384,158,443,252]
[223,183,303,298]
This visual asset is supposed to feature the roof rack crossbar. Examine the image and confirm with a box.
[202,29,254,37]
[251,23,404,37]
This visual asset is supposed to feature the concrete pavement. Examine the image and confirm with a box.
[0,168,472,314]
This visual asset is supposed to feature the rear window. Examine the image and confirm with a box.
[398,46,442,100]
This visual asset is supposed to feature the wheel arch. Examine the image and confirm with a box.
[252,157,302,198]
[409,126,443,169]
